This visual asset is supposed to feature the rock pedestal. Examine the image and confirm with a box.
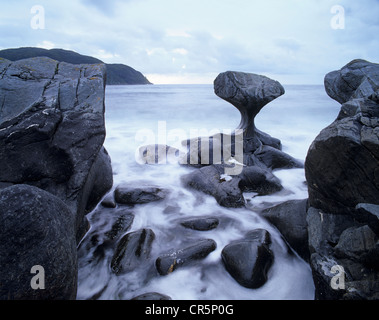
[214,71,285,150]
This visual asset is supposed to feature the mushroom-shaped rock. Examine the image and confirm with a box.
[214,71,285,140]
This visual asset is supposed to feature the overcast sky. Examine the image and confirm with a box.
[1,0,378,84]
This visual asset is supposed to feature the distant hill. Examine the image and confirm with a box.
[0,47,152,85]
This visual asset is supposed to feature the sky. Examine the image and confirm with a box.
[0,0,378,84]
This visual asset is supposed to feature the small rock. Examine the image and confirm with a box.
[261,199,309,261]
[181,165,245,208]
[105,213,134,241]
[221,229,274,289]
[156,239,217,276]
[101,192,117,208]
[114,183,169,205]
[238,165,283,195]
[254,145,304,170]
[111,229,155,275]
[180,217,219,231]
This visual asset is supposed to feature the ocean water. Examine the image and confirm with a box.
[77,84,341,300]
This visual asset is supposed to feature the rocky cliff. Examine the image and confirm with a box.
[0,57,113,299]
[305,59,379,300]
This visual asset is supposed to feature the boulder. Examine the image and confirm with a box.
[221,229,274,289]
[156,239,217,276]
[324,59,379,104]
[0,57,113,236]
[253,145,304,170]
[238,165,283,195]
[261,199,310,261]
[180,217,220,231]
[0,185,77,300]
[305,59,379,300]
[180,165,245,208]
[114,183,169,205]
[111,229,156,275]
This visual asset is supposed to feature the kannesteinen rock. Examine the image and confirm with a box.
[0,57,113,299]
[305,59,379,300]
[138,71,303,208]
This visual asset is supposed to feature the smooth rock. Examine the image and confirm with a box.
[156,239,217,276]
[238,165,283,195]
[181,165,245,208]
[180,217,220,231]
[111,229,155,275]
[261,199,309,261]
[114,183,169,205]
[221,229,274,289]
[253,145,304,170]
[0,185,77,300]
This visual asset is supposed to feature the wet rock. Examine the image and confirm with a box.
[111,229,155,275]
[261,199,309,261]
[156,239,217,276]
[238,165,283,195]
[105,213,135,241]
[0,185,77,300]
[253,145,304,170]
[221,229,274,289]
[101,192,117,208]
[180,217,219,231]
[114,183,169,205]
[181,165,245,208]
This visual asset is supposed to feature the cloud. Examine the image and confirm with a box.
[0,0,378,84]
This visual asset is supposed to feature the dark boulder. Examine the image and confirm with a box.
[180,217,220,231]
[0,57,113,236]
[261,199,310,261]
[221,229,274,289]
[238,165,283,195]
[253,145,304,170]
[181,165,245,208]
[305,59,379,300]
[324,59,379,104]
[0,185,77,300]
[114,183,169,205]
[156,239,217,276]
[111,229,155,275]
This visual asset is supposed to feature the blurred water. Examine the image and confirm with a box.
[77,84,341,300]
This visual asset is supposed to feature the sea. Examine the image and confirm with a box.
[77,84,341,300]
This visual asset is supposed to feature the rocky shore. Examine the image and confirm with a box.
[0,57,378,300]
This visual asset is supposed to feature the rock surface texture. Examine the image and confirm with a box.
[0,57,112,299]
[305,59,379,300]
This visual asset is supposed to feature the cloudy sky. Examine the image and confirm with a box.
[1,0,378,84]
